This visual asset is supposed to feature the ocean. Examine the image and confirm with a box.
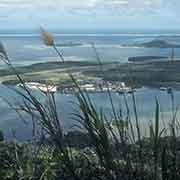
[0,33,180,140]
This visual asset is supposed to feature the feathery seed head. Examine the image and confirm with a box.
[40,27,54,46]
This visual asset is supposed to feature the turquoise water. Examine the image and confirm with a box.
[0,33,180,139]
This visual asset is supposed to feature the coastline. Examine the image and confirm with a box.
[2,59,180,90]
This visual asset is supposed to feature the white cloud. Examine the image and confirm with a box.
[0,0,162,9]
[104,0,129,6]
[0,0,178,29]
[0,0,98,8]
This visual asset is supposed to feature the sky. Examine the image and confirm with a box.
[0,0,180,32]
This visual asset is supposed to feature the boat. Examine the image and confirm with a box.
[117,82,134,94]
[160,87,167,91]
[80,84,96,92]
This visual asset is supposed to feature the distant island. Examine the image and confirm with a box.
[124,39,180,48]
[128,56,168,62]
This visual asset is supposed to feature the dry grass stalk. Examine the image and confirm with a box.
[40,27,54,46]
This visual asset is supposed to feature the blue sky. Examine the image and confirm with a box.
[0,0,180,32]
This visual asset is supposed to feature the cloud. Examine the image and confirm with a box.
[0,0,162,9]
[0,0,98,9]
[0,0,179,30]
[0,0,171,15]
[0,0,173,18]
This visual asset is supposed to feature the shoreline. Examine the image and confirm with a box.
[1,60,180,90]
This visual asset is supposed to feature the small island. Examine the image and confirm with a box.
[124,39,180,48]
[128,56,168,62]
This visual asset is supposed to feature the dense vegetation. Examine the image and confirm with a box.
[84,61,180,88]
[0,30,180,180]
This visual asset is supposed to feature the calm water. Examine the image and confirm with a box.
[0,33,180,139]
[1,33,180,66]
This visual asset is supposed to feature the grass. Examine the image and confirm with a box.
[0,30,180,180]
